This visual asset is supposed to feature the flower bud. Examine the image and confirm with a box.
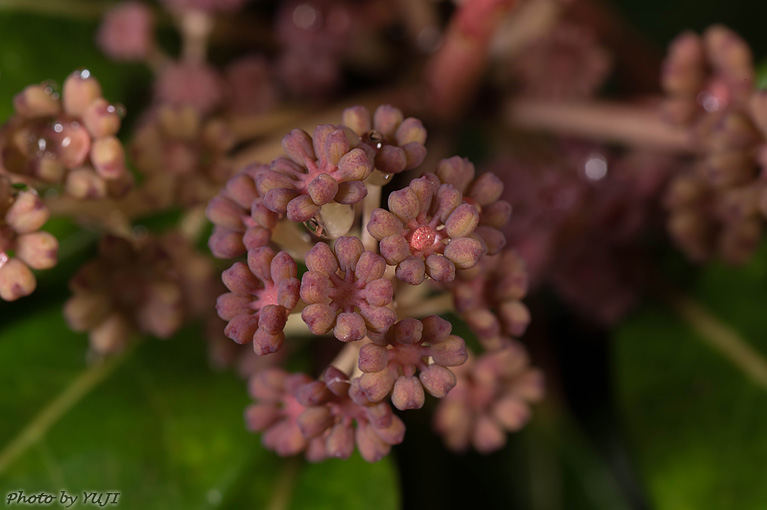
[298,406,333,438]
[282,129,315,165]
[373,105,404,140]
[83,98,121,138]
[396,255,426,285]
[444,237,484,269]
[6,193,48,234]
[430,335,468,366]
[308,173,339,205]
[326,422,355,459]
[91,136,126,179]
[306,242,338,275]
[337,148,372,181]
[0,258,36,301]
[334,312,366,342]
[391,376,425,410]
[358,343,389,373]
[16,232,58,269]
[62,71,102,117]
[445,203,480,238]
[287,195,321,222]
[302,303,336,335]
[367,209,404,240]
[419,364,457,398]
[342,106,371,136]
[375,145,407,174]
[334,181,368,204]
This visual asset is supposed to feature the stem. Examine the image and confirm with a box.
[395,0,440,52]
[398,293,454,318]
[0,345,133,475]
[265,457,302,510]
[330,341,364,375]
[423,0,520,119]
[180,205,208,242]
[179,9,213,63]
[361,179,382,252]
[270,221,314,263]
[490,0,563,59]
[284,312,311,338]
[665,286,767,389]
[506,99,698,152]
[229,108,312,142]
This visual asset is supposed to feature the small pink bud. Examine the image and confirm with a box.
[65,168,108,199]
[396,255,426,285]
[326,423,355,459]
[90,136,126,179]
[375,145,406,174]
[436,156,475,193]
[306,242,339,275]
[419,364,457,398]
[367,209,404,240]
[13,84,61,118]
[6,193,49,234]
[337,148,372,181]
[395,118,427,146]
[287,195,321,222]
[62,70,103,117]
[444,237,485,269]
[15,232,58,270]
[469,172,504,206]
[342,106,372,136]
[282,129,315,165]
[359,367,397,402]
[391,376,425,410]
[83,98,121,138]
[431,335,468,366]
[373,105,404,140]
[355,252,387,282]
[388,188,420,223]
[359,343,389,372]
[335,181,368,204]
[334,312,366,342]
[302,303,336,335]
[445,203,480,238]
[0,259,36,301]
[297,406,333,438]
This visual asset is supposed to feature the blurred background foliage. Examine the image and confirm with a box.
[1,0,767,509]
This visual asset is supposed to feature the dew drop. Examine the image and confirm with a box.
[584,153,608,181]
[293,3,322,31]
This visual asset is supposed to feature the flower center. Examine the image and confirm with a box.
[410,225,436,252]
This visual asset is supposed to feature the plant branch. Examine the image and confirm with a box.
[506,99,698,152]
[398,293,454,318]
[0,344,134,475]
[665,286,767,389]
[265,457,302,510]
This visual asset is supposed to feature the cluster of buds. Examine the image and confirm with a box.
[62,232,216,355]
[661,25,767,264]
[508,20,612,100]
[496,146,671,325]
[0,177,58,301]
[208,104,543,461]
[434,343,544,453]
[1,70,131,199]
[131,105,236,207]
[246,367,405,462]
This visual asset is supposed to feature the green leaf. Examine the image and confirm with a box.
[0,305,400,509]
[289,455,399,510]
[0,9,150,124]
[614,247,767,510]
